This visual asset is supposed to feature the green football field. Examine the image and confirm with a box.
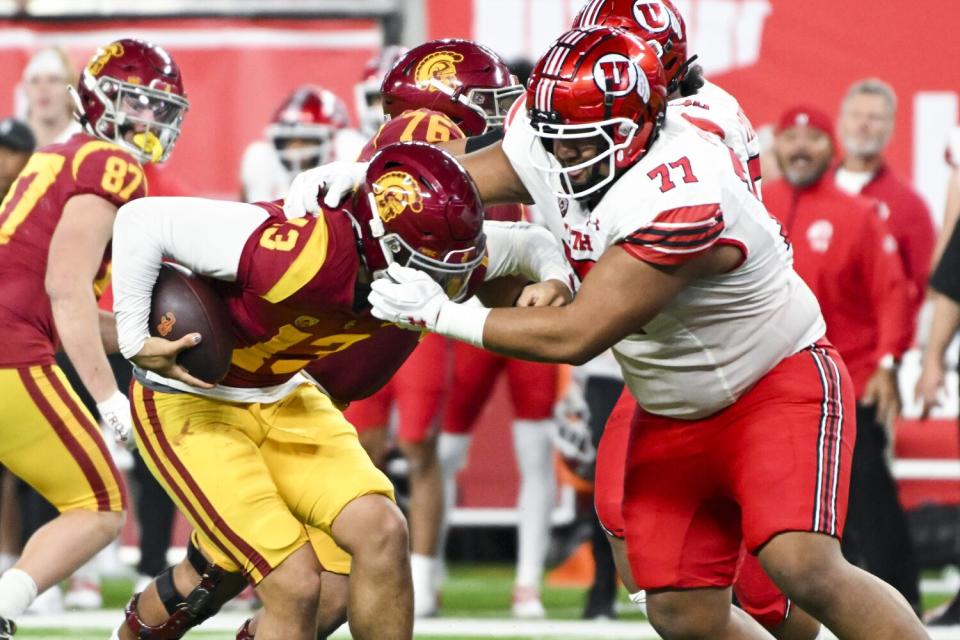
[11,564,957,639]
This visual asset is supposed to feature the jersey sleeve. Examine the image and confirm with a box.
[71,141,148,207]
[237,209,357,307]
[618,203,725,266]
[358,109,466,161]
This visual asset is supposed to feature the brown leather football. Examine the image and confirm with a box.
[148,263,234,384]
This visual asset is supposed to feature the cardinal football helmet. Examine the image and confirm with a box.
[527,26,667,199]
[574,0,689,92]
[71,39,189,164]
[268,85,350,173]
[381,39,523,136]
[351,142,486,301]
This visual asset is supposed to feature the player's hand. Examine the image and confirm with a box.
[132,334,215,390]
[516,279,573,308]
[96,389,136,449]
[369,263,449,331]
[551,379,596,464]
[283,161,369,218]
[862,366,901,427]
[915,359,946,419]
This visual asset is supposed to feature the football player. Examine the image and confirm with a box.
[0,39,188,636]
[240,85,364,202]
[572,2,819,636]
[365,28,928,640]
[341,39,557,617]
[111,142,573,639]
[354,46,408,138]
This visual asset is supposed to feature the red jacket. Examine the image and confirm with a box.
[833,163,935,319]
[765,177,914,397]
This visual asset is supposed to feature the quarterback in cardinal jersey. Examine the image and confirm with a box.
[111,142,573,639]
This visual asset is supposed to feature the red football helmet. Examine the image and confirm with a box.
[351,142,486,301]
[355,46,408,136]
[573,0,689,91]
[267,85,350,172]
[71,39,188,164]
[527,26,667,199]
[381,39,523,136]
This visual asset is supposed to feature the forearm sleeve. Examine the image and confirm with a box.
[112,197,268,359]
[483,220,575,288]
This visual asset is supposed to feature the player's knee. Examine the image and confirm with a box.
[760,534,843,608]
[259,551,322,610]
[334,494,408,557]
[92,508,126,540]
[646,591,731,640]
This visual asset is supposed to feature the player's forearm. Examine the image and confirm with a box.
[49,289,118,401]
[99,310,119,354]
[480,306,606,365]
[458,142,532,205]
[483,221,574,287]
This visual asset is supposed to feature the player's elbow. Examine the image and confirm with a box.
[44,267,82,303]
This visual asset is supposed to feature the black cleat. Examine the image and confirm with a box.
[0,617,16,639]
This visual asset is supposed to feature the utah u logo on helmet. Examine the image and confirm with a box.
[632,0,683,37]
[414,51,465,92]
[593,53,651,100]
[372,171,424,222]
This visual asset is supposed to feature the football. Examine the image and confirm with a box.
[149,263,234,384]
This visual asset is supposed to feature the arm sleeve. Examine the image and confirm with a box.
[618,203,725,266]
[862,207,915,357]
[112,197,269,359]
[931,215,960,303]
[483,220,575,287]
[464,129,504,154]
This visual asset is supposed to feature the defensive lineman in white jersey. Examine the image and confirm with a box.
[365,27,929,640]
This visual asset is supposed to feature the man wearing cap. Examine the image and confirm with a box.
[0,117,34,200]
[764,105,922,614]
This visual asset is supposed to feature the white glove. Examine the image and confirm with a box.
[368,263,448,331]
[551,380,596,464]
[283,160,369,218]
[96,389,136,450]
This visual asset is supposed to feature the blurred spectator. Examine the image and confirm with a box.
[0,117,34,199]
[834,78,935,318]
[17,46,80,148]
[354,46,407,138]
[765,105,922,613]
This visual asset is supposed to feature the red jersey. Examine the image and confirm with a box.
[214,202,418,403]
[0,133,147,367]
[764,177,913,396]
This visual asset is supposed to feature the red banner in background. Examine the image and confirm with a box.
[0,18,381,198]
[427,0,960,223]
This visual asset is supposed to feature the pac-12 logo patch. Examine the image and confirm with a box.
[632,1,683,37]
[414,50,464,92]
[593,54,650,101]
[372,171,424,222]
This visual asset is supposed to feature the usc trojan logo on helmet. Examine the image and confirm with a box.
[372,171,424,222]
[632,1,683,37]
[414,51,465,92]
[592,53,650,101]
[87,42,125,76]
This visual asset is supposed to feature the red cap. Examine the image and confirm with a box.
[776,105,835,146]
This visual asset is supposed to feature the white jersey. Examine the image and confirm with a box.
[502,110,825,419]
[669,80,761,197]
[240,129,367,202]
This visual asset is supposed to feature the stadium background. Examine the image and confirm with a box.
[2,0,960,637]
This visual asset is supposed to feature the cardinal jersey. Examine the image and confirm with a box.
[502,111,824,418]
[670,80,761,197]
[213,202,423,403]
[359,108,465,161]
[0,133,147,367]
